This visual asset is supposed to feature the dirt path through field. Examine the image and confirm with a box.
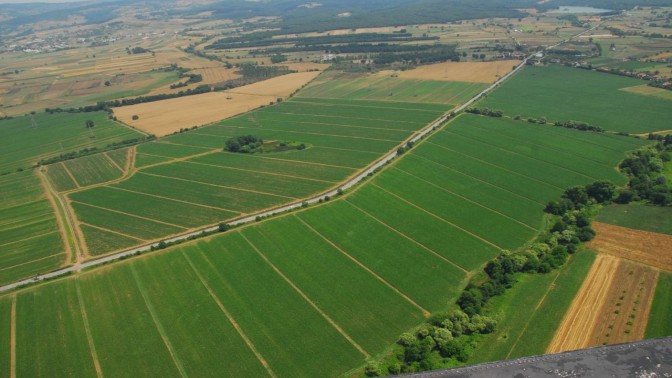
[76,281,103,378]
[372,183,503,250]
[130,266,188,378]
[588,222,672,271]
[295,215,430,317]
[102,152,124,174]
[71,201,187,230]
[410,154,546,206]
[37,169,77,264]
[506,267,564,359]
[108,185,243,214]
[426,141,566,191]
[61,163,81,189]
[241,233,371,359]
[346,200,468,273]
[393,166,537,230]
[182,252,277,378]
[140,171,299,200]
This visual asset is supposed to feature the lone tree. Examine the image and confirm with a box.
[85,120,95,129]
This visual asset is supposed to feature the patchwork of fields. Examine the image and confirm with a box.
[0,171,66,285]
[480,65,672,134]
[0,111,144,174]
[0,113,645,376]
[69,98,449,255]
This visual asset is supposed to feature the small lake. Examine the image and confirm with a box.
[548,6,613,14]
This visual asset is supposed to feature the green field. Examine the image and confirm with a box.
[646,272,672,339]
[47,153,125,191]
[0,171,66,285]
[597,204,672,235]
[471,250,596,362]
[297,71,486,105]
[0,111,144,174]
[0,297,11,378]
[481,65,672,133]
[0,109,647,376]
[66,98,446,255]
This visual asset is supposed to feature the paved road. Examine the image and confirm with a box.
[0,26,602,294]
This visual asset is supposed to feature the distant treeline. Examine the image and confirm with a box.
[200,0,525,35]
[44,65,293,113]
[251,42,447,55]
[37,135,156,166]
[206,32,437,50]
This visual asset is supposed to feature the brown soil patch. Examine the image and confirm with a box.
[115,71,321,136]
[114,92,275,136]
[227,71,321,97]
[395,60,520,83]
[192,67,240,83]
[588,222,672,271]
[547,255,658,353]
[644,52,672,60]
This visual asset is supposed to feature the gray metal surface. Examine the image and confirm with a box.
[398,337,672,377]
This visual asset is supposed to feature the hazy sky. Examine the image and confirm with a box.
[0,0,88,3]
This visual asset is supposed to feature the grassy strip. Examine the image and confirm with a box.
[0,297,11,378]
[597,204,672,235]
[645,272,672,339]
[472,249,597,362]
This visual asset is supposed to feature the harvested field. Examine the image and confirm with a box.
[282,62,328,72]
[114,92,276,136]
[114,72,321,136]
[588,222,672,271]
[227,71,321,97]
[547,255,659,353]
[644,52,672,60]
[191,67,240,84]
[396,60,520,83]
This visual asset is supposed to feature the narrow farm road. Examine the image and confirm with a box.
[0,23,604,294]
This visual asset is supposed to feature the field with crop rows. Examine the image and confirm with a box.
[297,70,486,105]
[0,111,144,174]
[68,97,448,255]
[0,111,647,376]
[46,153,126,191]
[480,65,672,134]
[646,272,672,339]
[0,171,66,285]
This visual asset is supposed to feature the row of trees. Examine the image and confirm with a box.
[617,135,672,205]
[206,32,436,50]
[37,135,156,166]
[466,108,504,117]
[371,179,620,376]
